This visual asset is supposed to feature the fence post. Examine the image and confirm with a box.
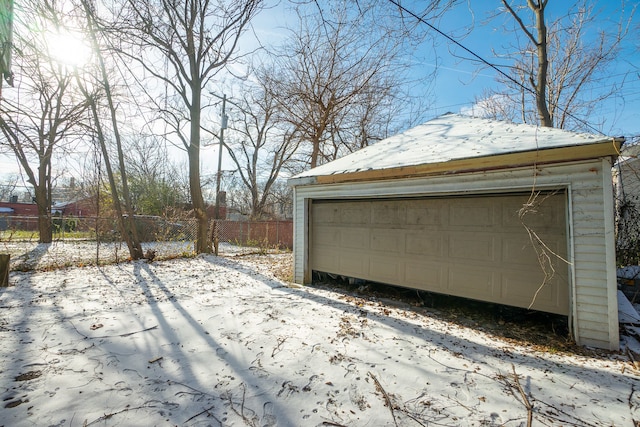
[0,254,9,287]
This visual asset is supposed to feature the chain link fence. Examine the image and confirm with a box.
[0,214,292,271]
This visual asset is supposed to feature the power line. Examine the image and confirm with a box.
[387,0,608,135]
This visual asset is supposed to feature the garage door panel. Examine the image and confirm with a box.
[405,261,445,290]
[502,237,538,265]
[311,193,569,315]
[502,235,565,267]
[501,211,524,228]
[370,256,401,282]
[501,195,565,227]
[341,206,370,224]
[405,233,445,256]
[312,203,339,224]
[371,230,401,252]
[310,249,338,272]
[520,210,565,231]
[406,206,442,225]
[501,200,529,228]
[449,233,496,262]
[338,251,369,276]
[340,228,368,249]
[501,271,567,314]
[313,228,340,246]
[449,202,494,227]
[372,203,405,225]
[521,218,564,234]
[448,266,496,297]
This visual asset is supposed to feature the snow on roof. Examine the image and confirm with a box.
[0,207,14,213]
[53,201,73,208]
[292,113,619,181]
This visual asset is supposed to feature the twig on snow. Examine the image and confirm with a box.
[224,384,257,425]
[626,347,639,370]
[448,396,474,413]
[85,405,155,425]
[241,383,247,422]
[148,356,163,364]
[368,371,398,427]
[183,404,219,424]
[169,379,213,398]
[69,320,157,339]
[511,364,533,427]
[532,398,600,427]
[271,336,288,357]
[399,410,429,427]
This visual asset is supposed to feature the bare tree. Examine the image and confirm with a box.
[108,0,264,253]
[486,0,632,130]
[220,84,298,220]
[74,0,145,259]
[0,174,17,202]
[124,135,187,216]
[264,1,433,170]
[0,0,91,243]
[267,178,293,219]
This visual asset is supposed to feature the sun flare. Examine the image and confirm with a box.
[46,31,92,67]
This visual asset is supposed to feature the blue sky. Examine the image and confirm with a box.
[397,0,639,137]
[249,0,638,136]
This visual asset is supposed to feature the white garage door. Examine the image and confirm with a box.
[311,192,569,315]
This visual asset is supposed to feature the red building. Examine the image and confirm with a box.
[51,198,97,217]
[0,201,39,216]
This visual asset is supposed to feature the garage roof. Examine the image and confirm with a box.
[290,113,624,185]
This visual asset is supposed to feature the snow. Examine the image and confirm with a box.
[619,290,640,324]
[619,265,640,280]
[0,241,253,271]
[291,113,617,181]
[1,251,639,426]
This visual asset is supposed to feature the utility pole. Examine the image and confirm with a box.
[213,94,227,255]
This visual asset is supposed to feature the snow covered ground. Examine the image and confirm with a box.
[1,249,640,426]
[1,240,254,271]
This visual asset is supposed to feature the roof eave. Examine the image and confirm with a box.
[287,176,318,187]
[291,138,624,186]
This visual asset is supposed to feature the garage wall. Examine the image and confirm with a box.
[291,159,618,350]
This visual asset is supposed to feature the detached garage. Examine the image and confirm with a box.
[289,113,624,350]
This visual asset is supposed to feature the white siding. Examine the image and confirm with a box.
[291,159,618,350]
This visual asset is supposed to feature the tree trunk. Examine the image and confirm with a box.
[35,167,52,243]
[80,0,143,260]
[189,86,211,253]
[0,254,9,287]
[36,199,52,243]
[310,135,321,169]
[532,0,553,127]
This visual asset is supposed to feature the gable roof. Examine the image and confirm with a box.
[290,113,624,185]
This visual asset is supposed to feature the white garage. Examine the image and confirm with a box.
[289,113,624,350]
